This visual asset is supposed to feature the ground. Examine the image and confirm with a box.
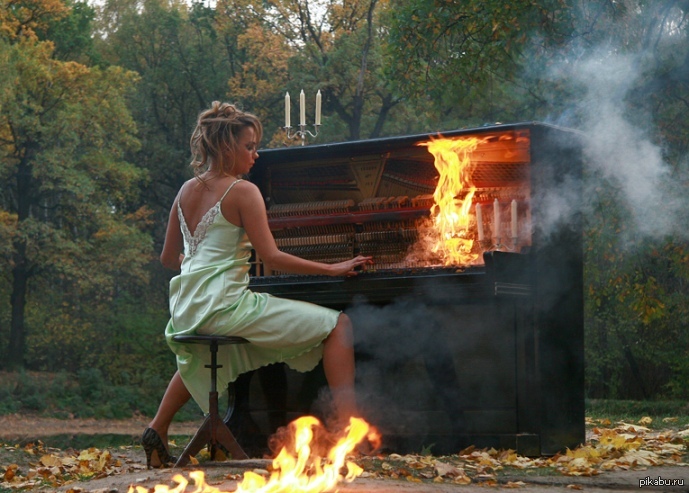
[0,414,199,440]
[1,415,689,492]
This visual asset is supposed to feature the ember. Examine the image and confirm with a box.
[127,416,377,493]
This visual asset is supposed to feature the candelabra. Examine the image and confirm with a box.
[283,124,320,146]
[284,89,322,146]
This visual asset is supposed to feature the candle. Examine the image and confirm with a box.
[511,199,518,238]
[299,89,306,126]
[284,92,290,127]
[476,203,484,241]
[315,90,322,126]
[493,199,501,239]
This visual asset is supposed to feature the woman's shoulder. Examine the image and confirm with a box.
[232,178,261,196]
[226,179,264,211]
[178,177,202,195]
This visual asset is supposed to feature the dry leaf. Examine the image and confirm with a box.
[40,455,63,467]
[434,461,465,478]
[503,480,526,488]
[3,464,18,482]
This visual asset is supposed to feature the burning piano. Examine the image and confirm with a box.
[234,122,584,457]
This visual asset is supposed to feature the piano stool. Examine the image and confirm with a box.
[171,334,250,466]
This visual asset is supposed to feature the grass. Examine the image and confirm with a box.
[3,370,689,433]
[0,370,201,422]
[586,398,689,429]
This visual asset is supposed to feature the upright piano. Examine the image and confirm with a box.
[237,122,584,456]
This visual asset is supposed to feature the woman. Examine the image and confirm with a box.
[142,101,372,468]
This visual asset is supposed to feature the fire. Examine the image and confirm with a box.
[127,416,377,493]
[419,136,485,265]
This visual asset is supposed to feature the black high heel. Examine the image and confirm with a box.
[142,427,177,468]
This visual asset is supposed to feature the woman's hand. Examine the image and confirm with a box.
[328,256,374,277]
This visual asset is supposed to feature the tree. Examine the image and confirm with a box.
[0,0,69,41]
[42,0,99,63]
[383,0,586,126]
[97,0,238,230]
[216,0,406,142]
[215,0,292,145]
[0,0,149,369]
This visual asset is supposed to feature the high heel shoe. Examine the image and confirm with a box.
[142,427,177,468]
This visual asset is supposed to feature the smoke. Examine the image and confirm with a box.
[344,296,516,448]
[543,46,687,243]
[339,44,689,448]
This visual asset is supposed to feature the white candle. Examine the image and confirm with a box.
[476,203,484,241]
[315,90,322,126]
[511,199,518,238]
[284,92,290,127]
[493,199,500,239]
[299,89,306,126]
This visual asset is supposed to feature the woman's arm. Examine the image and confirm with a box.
[160,192,185,271]
[236,182,371,277]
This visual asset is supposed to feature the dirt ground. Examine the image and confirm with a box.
[0,414,200,441]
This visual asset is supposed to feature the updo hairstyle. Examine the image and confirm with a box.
[189,101,263,179]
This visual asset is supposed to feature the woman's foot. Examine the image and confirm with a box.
[142,427,177,468]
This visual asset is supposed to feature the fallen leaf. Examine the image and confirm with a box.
[503,480,526,488]
[40,455,63,467]
[434,461,465,478]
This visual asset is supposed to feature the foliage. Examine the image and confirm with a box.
[40,0,99,63]
[0,0,688,402]
[215,0,417,142]
[0,0,151,369]
[587,398,689,426]
[0,369,201,421]
[95,0,237,236]
[382,0,580,127]
[584,167,689,399]
[0,0,69,41]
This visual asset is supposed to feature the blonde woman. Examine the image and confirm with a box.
[142,102,372,468]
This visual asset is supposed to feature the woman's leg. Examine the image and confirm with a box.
[321,313,358,421]
[148,370,191,446]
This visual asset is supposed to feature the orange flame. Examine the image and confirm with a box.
[127,416,376,493]
[419,136,485,265]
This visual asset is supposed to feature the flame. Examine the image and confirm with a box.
[128,416,377,493]
[419,136,485,265]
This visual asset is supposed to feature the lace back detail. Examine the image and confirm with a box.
[177,179,243,257]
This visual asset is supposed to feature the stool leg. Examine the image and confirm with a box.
[175,341,248,467]
[208,389,248,460]
[174,414,213,467]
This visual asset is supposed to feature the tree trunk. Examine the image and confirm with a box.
[8,247,28,370]
[349,0,378,141]
[6,152,34,370]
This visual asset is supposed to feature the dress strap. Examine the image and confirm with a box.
[220,179,243,202]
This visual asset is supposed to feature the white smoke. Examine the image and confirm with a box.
[546,47,685,242]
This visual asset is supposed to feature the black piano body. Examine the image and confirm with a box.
[233,122,584,456]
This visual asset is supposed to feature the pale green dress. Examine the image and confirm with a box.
[165,179,340,413]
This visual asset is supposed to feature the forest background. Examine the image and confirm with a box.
[1,0,688,420]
